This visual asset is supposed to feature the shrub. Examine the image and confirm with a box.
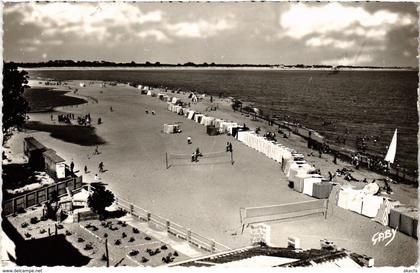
[129,250,139,256]
[39,229,46,234]
[57,224,64,230]
[92,226,98,231]
[117,220,123,225]
[145,236,151,241]
[65,230,72,236]
[173,251,178,257]
[122,232,127,238]
[101,221,107,227]
[103,233,108,238]
[141,257,149,263]
[24,232,31,238]
[30,217,39,224]
[85,223,93,229]
[121,222,127,227]
[77,237,85,243]
[132,228,139,234]
[114,239,121,246]
[87,187,115,214]
[129,237,135,242]
[161,245,168,250]
[21,222,29,228]
[101,254,107,261]
[84,243,93,250]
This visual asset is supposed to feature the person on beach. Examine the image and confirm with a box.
[187,136,192,144]
[94,146,99,155]
[229,142,233,152]
[145,109,149,114]
[70,161,74,173]
[191,152,197,162]
[84,165,88,174]
[98,118,102,125]
[226,142,230,152]
[333,153,337,164]
[195,148,202,157]
[152,110,156,115]
[99,162,104,173]
[110,106,113,112]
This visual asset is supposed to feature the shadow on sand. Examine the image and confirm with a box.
[25,121,106,146]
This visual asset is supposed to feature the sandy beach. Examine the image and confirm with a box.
[7,79,418,266]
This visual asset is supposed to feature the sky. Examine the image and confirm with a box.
[3,2,419,67]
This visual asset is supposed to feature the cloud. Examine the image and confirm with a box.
[7,2,165,42]
[138,30,171,43]
[306,37,355,49]
[166,19,234,38]
[321,54,373,66]
[280,3,415,39]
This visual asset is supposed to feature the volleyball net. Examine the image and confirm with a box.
[165,150,234,168]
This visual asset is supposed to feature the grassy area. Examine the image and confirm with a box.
[23,87,87,112]
[25,121,106,146]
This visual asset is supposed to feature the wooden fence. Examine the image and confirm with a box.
[239,199,329,233]
[2,176,83,216]
[115,197,231,254]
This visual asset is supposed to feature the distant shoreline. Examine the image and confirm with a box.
[21,66,418,72]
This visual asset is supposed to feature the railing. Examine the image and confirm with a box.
[115,196,231,254]
[239,199,329,233]
[2,176,83,216]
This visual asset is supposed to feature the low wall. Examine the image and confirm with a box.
[2,176,83,216]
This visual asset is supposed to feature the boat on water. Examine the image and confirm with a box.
[385,129,397,165]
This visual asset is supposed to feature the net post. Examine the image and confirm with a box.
[231,150,234,165]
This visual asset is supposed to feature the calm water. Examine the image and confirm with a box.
[28,69,418,170]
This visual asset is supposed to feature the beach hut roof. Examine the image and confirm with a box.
[24,137,47,151]
[43,149,65,163]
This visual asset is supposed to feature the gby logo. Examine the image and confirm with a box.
[372,228,397,247]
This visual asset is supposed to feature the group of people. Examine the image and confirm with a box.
[263,131,277,142]
[77,114,92,126]
[191,148,202,162]
[56,113,74,124]
[145,109,156,115]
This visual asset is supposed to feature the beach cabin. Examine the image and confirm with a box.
[163,124,180,134]
[23,137,47,170]
[43,149,66,179]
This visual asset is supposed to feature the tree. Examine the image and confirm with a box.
[3,62,29,143]
[87,187,115,214]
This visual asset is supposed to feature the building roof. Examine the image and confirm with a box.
[170,245,365,268]
[43,149,65,163]
[24,137,46,151]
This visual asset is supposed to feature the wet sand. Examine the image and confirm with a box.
[7,80,418,266]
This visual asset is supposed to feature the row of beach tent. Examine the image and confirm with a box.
[143,86,418,235]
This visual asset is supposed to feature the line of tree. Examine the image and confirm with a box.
[9,60,416,70]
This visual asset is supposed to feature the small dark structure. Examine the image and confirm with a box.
[206,126,219,136]
[43,149,66,179]
[23,137,47,170]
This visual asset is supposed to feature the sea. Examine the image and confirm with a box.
[27,69,419,171]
